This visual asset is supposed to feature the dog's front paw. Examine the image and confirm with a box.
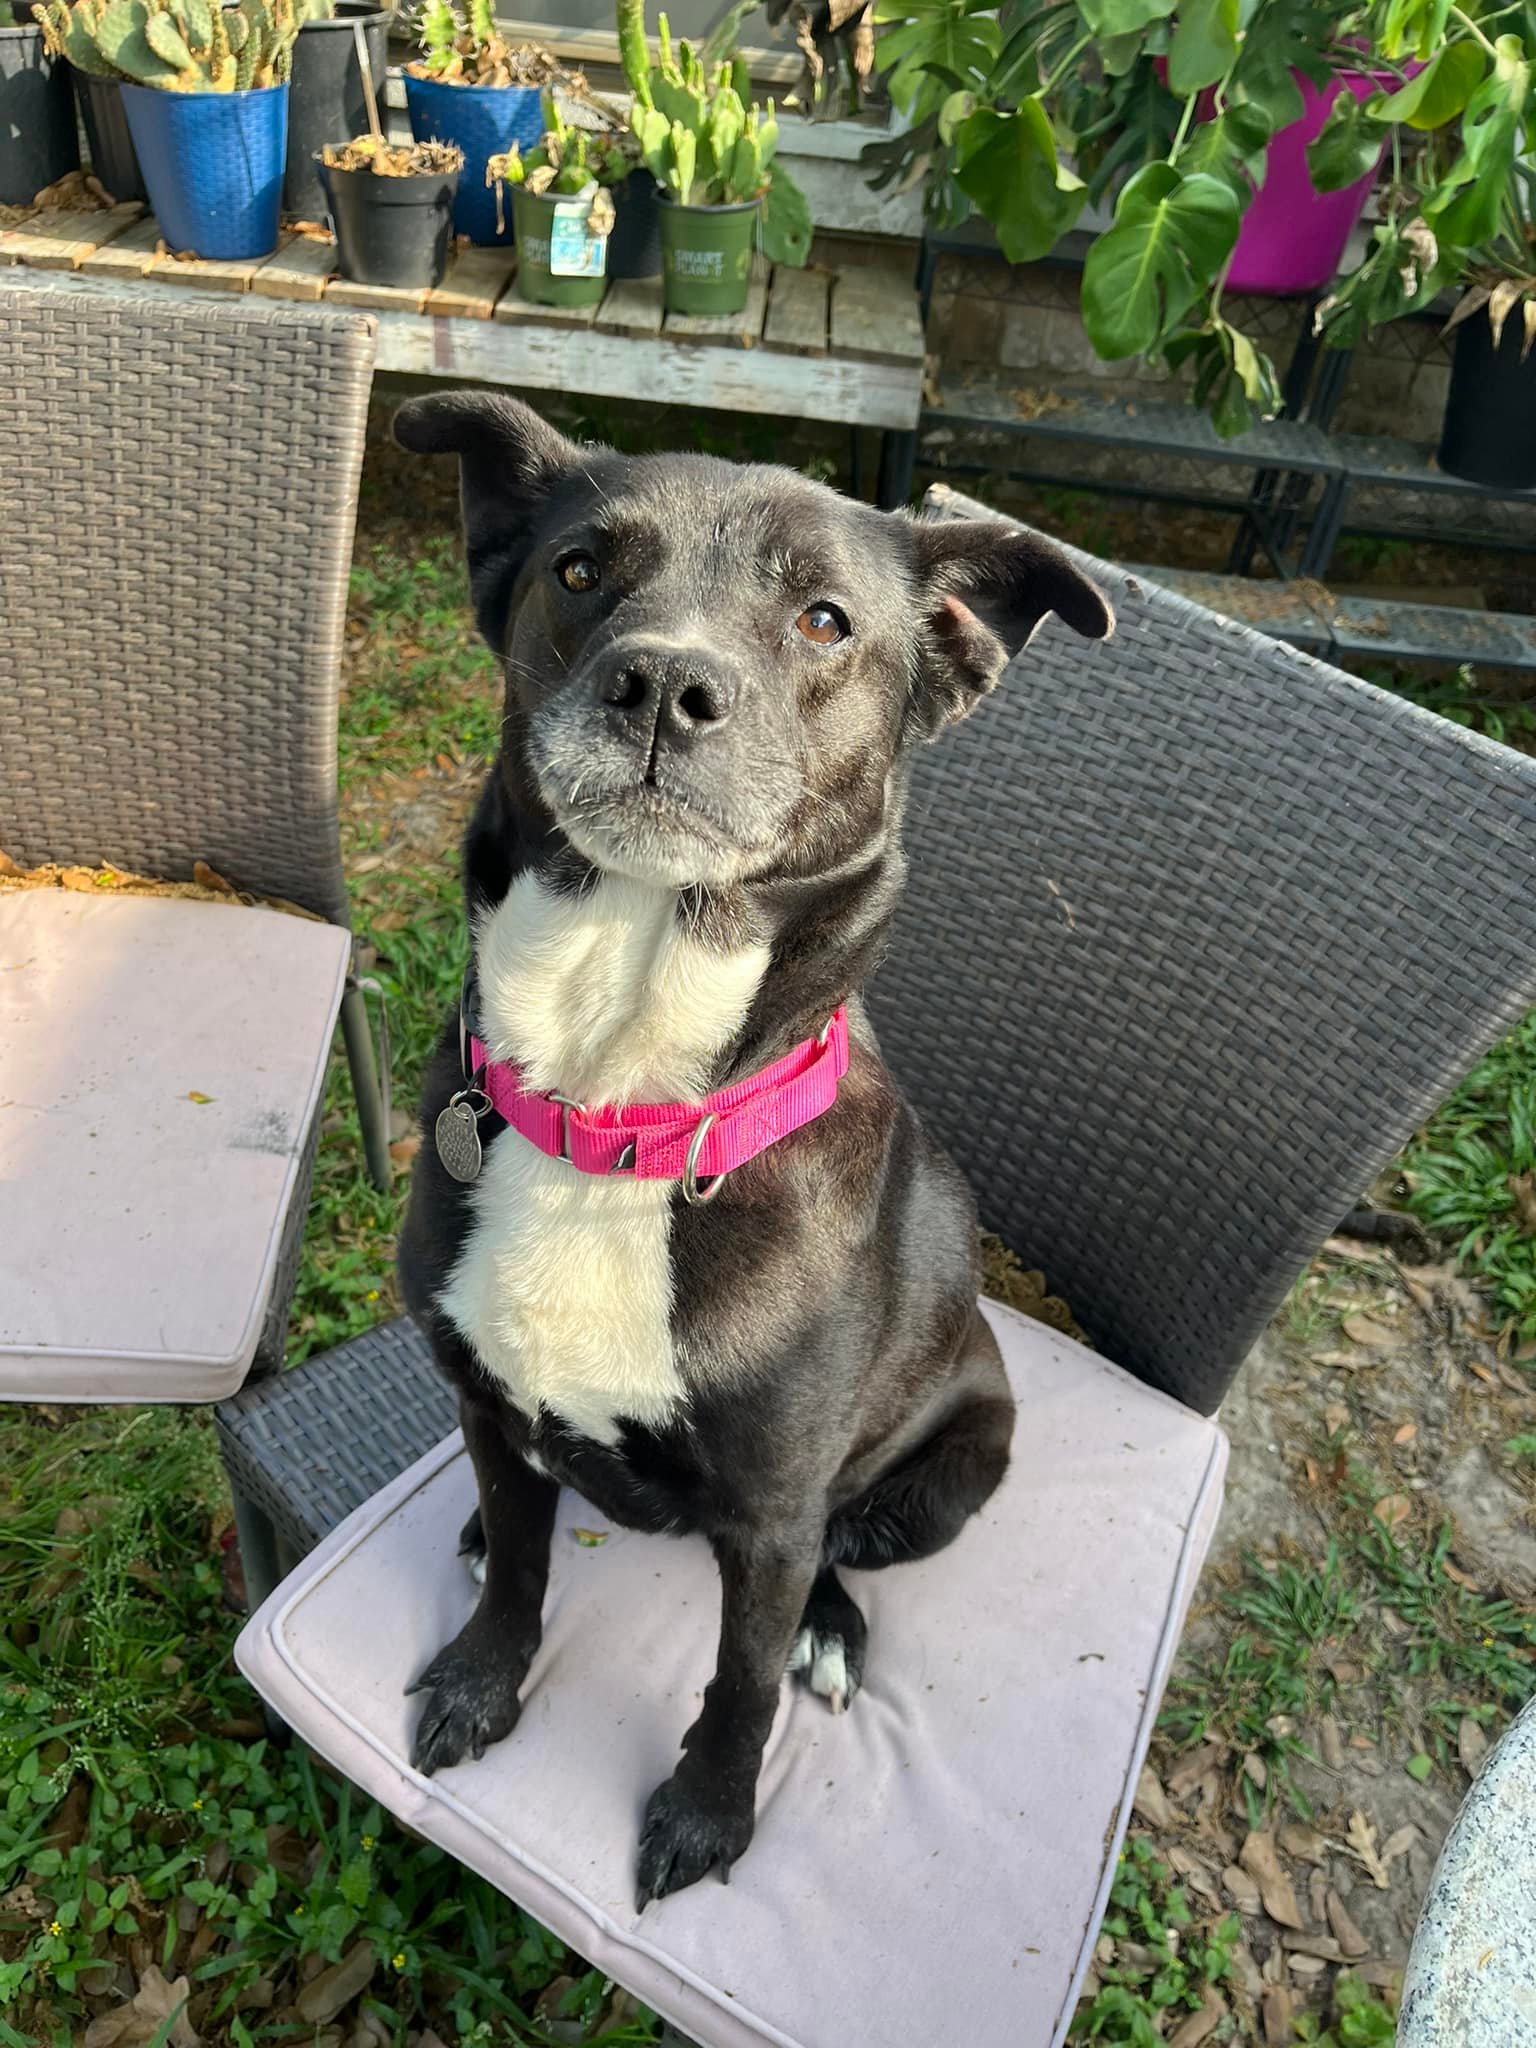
[405,1623,533,1775]
[635,1770,755,1909]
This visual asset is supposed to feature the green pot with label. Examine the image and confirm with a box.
[659,193,758,316]
[512,186,607,307]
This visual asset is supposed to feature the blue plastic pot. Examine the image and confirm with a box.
[121,81,287,259]
[404,73,542,245]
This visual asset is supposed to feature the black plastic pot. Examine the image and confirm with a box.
[284,0,391,221]
[606,167,661,281]
[74,70,145,202]
[319,156,458,289]
[0,23,78,204]
[1438,301,1536,491]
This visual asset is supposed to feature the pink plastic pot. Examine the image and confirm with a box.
[1225,69,1397,296]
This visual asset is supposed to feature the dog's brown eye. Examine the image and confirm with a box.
[557,554,600,594]
[796,604,848,646]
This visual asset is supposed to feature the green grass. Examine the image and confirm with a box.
[1161,1546,1361,1825]
[1068,1839,1240,2045]
[1399,1005,1536,1350]
[1162,1478,1536,1823]
[0,1406,657,2046]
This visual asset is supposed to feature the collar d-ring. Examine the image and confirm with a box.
[682,1111,729,1205]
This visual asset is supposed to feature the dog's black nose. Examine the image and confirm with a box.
[595,647,740,739]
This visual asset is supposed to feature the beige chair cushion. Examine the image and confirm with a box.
[0,889,350,1402]
[236,1300,1226,2048]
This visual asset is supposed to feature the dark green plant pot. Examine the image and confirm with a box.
[512,185,606,307]
[659,192,757,316]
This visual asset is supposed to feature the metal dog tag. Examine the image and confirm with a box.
[435,1093,487,1184]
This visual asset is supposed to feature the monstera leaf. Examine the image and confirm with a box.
[1370,41,1483,130]
[953,98,1085,262]
[1080,164,1241,359]
[1167,0,1239,95]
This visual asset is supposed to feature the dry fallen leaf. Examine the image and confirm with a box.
[1319,1714,1346,1772]
[572,1528,608,1547]
[1344,1811,1392,1889]
[1223,1863,1262,1916]
[1239,1831,1304,1928]
[1167,1987,1227,2047]
[1343,1313,1399,1348]
[191,860,235,894]
[1133,1763,1175,1829]
[84,1966,199,2048]
[1279,1823,1328,1864]
[1324,1403,1350,1437]
[1380,1823,1420,1868]
[389,1132,423,1171]
[1509,1172,1536,1235]
[294,1941,376,2026]
[1326,1887,1370,1957]
[1459,1718,1490,1777]
[1393,1421,1417,1445]
[1373,1493,1412,1531]
[1260,1983,1294,2047]
[1167,1740,1227,1799]
[186,1090,214,1105]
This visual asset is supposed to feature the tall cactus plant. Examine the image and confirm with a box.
[39,0,297,89]
[617,0,810,261]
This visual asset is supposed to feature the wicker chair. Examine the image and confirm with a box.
[224,484,1536,2048]
[0,275,385,1407]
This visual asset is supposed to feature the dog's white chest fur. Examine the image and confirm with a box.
[440,872,768,1442]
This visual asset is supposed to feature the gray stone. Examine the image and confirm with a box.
[1400,1696,1536,2043]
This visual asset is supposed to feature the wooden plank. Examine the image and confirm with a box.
[251,234,337,302]
[426,246,518,320]
[0,205,143,271]
[829,269,925,365]
[371,305,921,430]
[763,264,830,356]
[593,275,663,338]
[326,274,431,313]
[152,234,292,295]
[79,214,163,278]
[493,286,602,331]
[660,270,769,349]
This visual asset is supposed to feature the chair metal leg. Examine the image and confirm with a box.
[228,1473,284,1615]
[340,977,391,1191]
[877,428,919,509]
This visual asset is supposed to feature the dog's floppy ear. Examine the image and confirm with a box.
[906,517,1113,738]
[393,392,587,652]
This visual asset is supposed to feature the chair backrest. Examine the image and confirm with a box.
[0,274,376,924]
[872,483,1536,1413]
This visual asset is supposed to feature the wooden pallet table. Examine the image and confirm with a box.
[0,210,925,493]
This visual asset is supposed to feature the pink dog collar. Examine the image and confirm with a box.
[467,1009,851,1203]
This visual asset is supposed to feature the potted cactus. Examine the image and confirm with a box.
[622,5,810,317]
[402,0,562,245]
[487,115,620,306]
[319,133,462,288]
[39,0,296,257]
[285,0,392,222]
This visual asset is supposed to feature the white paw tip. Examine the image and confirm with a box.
[467,1550,487,1586]
[829,1689,847,1715]
[786,1627,813,1675]
[809,1641,849,1703]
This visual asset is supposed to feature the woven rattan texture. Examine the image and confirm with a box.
[217,1316,455,1554]
[0,275,376,923]
[871,485,1536,1414]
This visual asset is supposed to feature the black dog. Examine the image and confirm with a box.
[394,393,1111,1907]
